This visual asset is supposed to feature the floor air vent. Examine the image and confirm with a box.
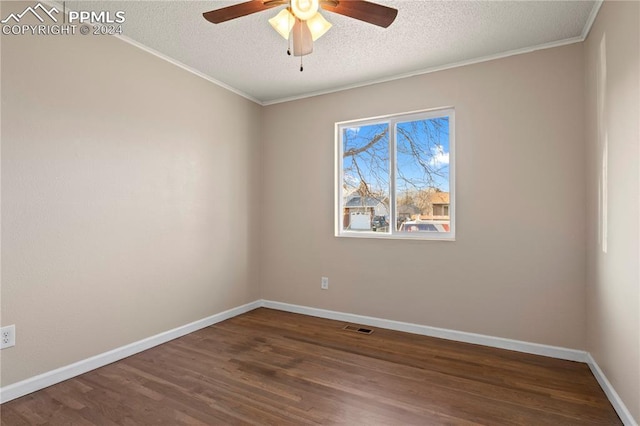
[343,325,374,334]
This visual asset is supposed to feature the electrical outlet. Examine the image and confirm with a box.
[1,325,16,349]
[321,277,329,290]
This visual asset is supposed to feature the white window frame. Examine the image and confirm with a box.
[335,107,455,241]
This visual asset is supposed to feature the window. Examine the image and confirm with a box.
[336,108,455,240]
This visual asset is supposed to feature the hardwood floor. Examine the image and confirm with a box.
[1,308,621,425]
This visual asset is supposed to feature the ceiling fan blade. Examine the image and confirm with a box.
[321,0,397,28]
[203,0,285,24]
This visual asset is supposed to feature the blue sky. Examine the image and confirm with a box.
[342,117,450,196]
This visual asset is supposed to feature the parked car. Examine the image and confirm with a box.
[371,216,388,231]
[398,220,449,233]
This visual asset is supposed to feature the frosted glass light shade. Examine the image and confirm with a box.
[292,19,313,56]
[268,8,295,39]
[307,12,332,41]
[291,0,319,21]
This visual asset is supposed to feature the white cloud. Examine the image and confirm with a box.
[430,145,449,166]
[343,173,359,186]
[344,127,360,137]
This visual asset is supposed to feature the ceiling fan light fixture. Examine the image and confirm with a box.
[203,0,398,70]
[307,12,332,41]
[290,0,319,21]
[268,8,295,39]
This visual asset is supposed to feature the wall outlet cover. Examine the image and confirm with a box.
[1,325,16,349]
[321,277,329,290]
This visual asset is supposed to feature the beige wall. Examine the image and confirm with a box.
[0,2,262,386]
[584,0,640,422]
[261,44,587,349]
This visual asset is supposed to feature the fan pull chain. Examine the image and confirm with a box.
[296,14,303,71]
[287,29,291,55]
[287,2,292,55]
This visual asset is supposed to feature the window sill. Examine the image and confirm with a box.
[335,231,456,241]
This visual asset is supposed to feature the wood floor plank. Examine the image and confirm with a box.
[1,308,622,425]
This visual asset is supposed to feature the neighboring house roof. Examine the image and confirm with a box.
[429,192,450,205]
[344,195,387,208]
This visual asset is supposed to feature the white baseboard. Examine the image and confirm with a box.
[262,300,588,362]
[0,300,262,404]
[586,354,638,426]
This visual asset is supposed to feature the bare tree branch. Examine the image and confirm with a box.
[343,129,388,158]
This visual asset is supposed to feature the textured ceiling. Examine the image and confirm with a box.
[65,1,599,104]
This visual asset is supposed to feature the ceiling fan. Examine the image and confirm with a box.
[203,0,398,70]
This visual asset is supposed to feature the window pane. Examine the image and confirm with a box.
[341,123,390,233]
[395,117,450,233]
